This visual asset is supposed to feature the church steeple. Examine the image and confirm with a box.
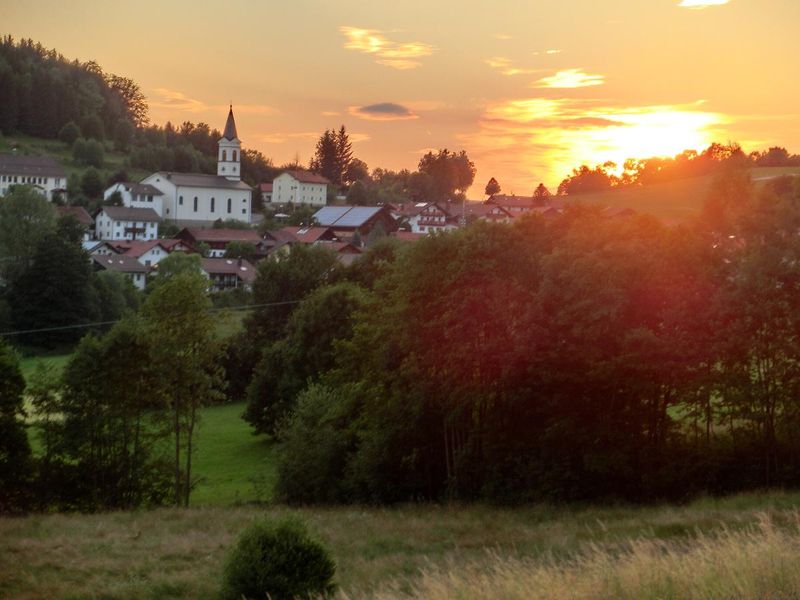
[218,105,241,181]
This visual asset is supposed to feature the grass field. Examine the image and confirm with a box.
[565,167,800,222]
[2,492,800,599]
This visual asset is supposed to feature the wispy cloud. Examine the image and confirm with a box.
[150,88,275,115]
[534,69,605,89]
[494,33,513,40]
[532,49,563,56]
[678,0,730,8]
[462,97,727,191]
[485,57,541,76]
[349,102,419,121]
[340,26,435,69]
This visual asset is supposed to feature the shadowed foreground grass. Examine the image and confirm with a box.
[2,492,800,599]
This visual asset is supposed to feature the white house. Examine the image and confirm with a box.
[92,239,190,267]
[95,206,160,241]
[271,170,329,206]
[91,254,150,291]
[0,154,66,200]
[139,107,252,227]
[103,182,164,216]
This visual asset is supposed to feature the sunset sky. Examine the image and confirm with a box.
[4,0,800,196]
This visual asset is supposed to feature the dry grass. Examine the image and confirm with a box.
[358,515,800,600]
[2,492,800,599]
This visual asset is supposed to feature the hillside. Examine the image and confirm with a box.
[563,167,800,222]
[2,492,800,599]
[0,132,149,182]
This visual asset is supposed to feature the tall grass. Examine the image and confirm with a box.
[358,513,800,600]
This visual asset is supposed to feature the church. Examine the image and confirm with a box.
[137,107,253,227]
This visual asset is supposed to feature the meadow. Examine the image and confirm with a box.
[2,492,800,599]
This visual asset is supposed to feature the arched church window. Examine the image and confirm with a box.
[222,150,227,161]
[233,150,238,162]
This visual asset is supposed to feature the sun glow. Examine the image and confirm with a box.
[465,98,726,190]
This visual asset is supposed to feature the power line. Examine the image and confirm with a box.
[0,299,304,337]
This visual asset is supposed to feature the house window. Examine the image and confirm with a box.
[193,197,198,212]
[227,198,232,213]
[242,208,246,214]
[210,197,215,212]
[179,196,183,205]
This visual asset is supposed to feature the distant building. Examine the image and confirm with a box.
[91,254,150,291]
[271,171,329,206]
[56,206,93,241]
[103,182,165,216]
[95,206,160,241]
[139,107,252,227]
[312,205,397,243]
[259,183,273,205]
[0,154,66,200]
[176,227,264,258]
[201,257,257,291]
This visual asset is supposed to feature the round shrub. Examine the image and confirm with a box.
[221,518,336,600]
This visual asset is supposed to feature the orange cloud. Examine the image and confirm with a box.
[485,57,540,76]
[149,88,275,115]
[340,26,435,69]
[534,69,605,89]
[678,0,730,8]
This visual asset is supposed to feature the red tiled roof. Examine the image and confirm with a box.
[92,254,150,274]
[282,170,330,185]
[180,228,262,243]
[56,206,93,226]
[108,239,188,258]
[280,226,334,244]
[259,183,273,192]
[201,258,257,283]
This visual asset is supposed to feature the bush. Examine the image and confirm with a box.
[221,519,336,600]
[58,121,81,145]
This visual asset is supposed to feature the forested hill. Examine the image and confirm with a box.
[0,36,145,145]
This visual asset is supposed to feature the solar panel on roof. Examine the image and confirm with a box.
[313,206,351,226]
[333,207,382,228]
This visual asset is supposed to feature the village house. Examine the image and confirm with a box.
[485,194,540,214]
[91,254,151,291]
[270,170,329,206]
[103,182,164,216]
[279,226,338,244]
[201,257,257,291]
[176,227,264,258]
[92,239,190,267]
[0,154,66,200]
[95,206,160,241]
[138,108,252,227]
[312,205,397,243]
[259,183,272,205]
[56,206,94,241]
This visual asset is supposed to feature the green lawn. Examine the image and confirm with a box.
[191,402,276,506]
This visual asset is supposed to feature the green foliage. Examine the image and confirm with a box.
[0,338,32,512]
[151,252,202,286]
[72,137,104,168]
[0,185,56,278]
[245,282,367,435]
[485,177,501,197]
[10,233,96,347]
[223,241,256,259]
[418,149,476,202]
[80,114,104,141]
[220,518,336,600]
[80,166,104,198]
[58,121,80,145]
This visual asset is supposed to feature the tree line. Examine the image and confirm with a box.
[237,166,800,504]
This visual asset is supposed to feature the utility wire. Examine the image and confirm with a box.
[0,299,303,337]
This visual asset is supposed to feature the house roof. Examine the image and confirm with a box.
[259,183,273,193]
[56,206,93,226]
[281,170,330,185]
[101,206,161,222]
[445,202,513,221]
[92,254,151,274]
[317,241,362,254]
[313,206,387,228]
[280,226,334,244]
[152,172,252,191]
[180,228,262,243]
[0,154,65,177]
[486,194,538,209]
[201,258,257,283]
[390,231,425,242]
[118,182,164,196]
[222,107,239,141]
[108,239,184,258]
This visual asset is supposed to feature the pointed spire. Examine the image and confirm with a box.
[222,105,238,141]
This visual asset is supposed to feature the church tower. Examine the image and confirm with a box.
[218,106,241,181]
